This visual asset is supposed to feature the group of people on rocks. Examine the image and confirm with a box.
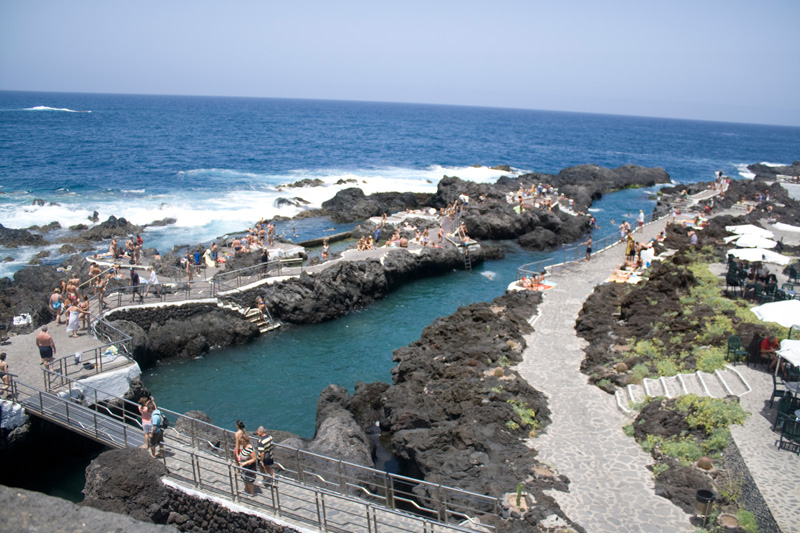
[506,183,573,213]
[107,234,145,265]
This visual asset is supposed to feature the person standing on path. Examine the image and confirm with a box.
[256,426,275,482]
[138,396,155,450]
[65,302,80,338]
[149,407,165,458]
[78,295,90,330]
[584,237,592,261]
[637,209,645,231]
[49,288,64,325]
[0,353,11,398]
[129,268,143,303]
[144,266,160,298]
[234,420,247,464]
[35,326,56,370]
[238,434,257,496]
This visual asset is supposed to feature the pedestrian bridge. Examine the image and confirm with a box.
[8,371,506,533]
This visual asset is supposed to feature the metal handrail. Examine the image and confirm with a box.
[211,258,304,293]
[19,371,502,528]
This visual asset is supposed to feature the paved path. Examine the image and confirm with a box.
[1,316,135,395]
[516,217,695,532]
[728,365,800,533]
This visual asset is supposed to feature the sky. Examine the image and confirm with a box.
[1,0,799,126]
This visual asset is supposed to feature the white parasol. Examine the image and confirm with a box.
[725,224,775,239]
[751,300,800,329]
[726,248,792,265]
[772,222,800,233]
[723,234,778,248]
[777,339,800,368]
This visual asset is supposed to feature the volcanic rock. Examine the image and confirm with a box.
[0,223,47,248]
[81,448,171,523]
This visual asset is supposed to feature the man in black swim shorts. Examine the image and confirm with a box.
[35,325,56,371]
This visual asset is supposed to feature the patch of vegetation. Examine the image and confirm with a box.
[695,346,728,373]
[736,509,758,533]
[507,399,538,431]
[675,395,748,434]
[631,364,651,383]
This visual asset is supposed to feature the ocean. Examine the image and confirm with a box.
[2,92,799,496]
[2,91,799,277]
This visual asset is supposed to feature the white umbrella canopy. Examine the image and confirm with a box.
[725,224,775,239]
[723,234,778,248]
[772,222,800,233]
[727,248,792,265]
[778,339,800,367]
[751,300,800,328]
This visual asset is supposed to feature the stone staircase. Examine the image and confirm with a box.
[614,364,752,416]
[244,307,281,334]
[216,300,281,334]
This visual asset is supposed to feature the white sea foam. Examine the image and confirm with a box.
[760,161,788,167]
[0,164,523,274]
[735,163,756,179]
[24,106,91,113]
[481,271,496,280]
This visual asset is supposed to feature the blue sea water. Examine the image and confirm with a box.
[2,91,799,274]
[2,91,799,441]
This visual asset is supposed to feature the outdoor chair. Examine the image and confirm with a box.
[726,335,748,365]
[746,335,767,368]
[773,396,800,432]
[778,282,795,301]
[725,271,742,298]
[770,373,789,408]
[757,283,776,304]
[778,419,800,454]
[789,265,799,284]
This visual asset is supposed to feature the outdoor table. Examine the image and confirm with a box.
[786,382,800,398]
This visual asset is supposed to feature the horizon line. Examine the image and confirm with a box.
[2,88,798,130]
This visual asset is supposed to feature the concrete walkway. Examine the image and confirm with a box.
[516,218,695,532]
[729,366,800,532]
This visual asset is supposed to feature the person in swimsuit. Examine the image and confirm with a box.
[138,396,155,449]
[0,353,11,398]
[50,289,64,325]
[584,237,592,261]
[234,420,247,464]
[35,326,56,370]
[79,295,90,330]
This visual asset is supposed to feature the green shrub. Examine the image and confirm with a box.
[652,462,668,478]
[661,435,704,465]
[596,378,612,389]
[632,339,664,360]
[623,424,635,437]
[736,509,758,533]
[507,400,537,430]
[675,395,748,434]
[641,434,662,453]
[697,315,734,344]
[506,420,520,431]
[695,346,728,373]
[702,427,730,454]
[656,359,679,377]
[631,364,651,383]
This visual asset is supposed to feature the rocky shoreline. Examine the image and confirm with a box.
[0,164,676,531]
